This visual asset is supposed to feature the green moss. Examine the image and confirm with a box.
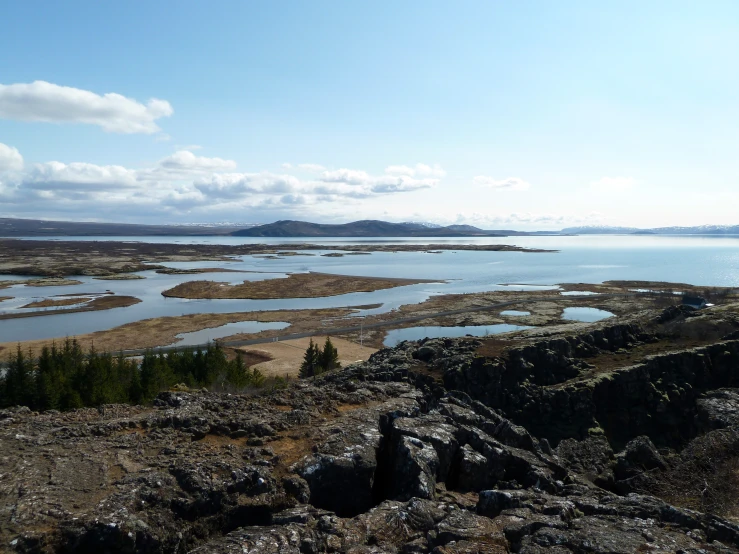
[587,426,605,437]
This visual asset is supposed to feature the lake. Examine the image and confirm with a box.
[1,234,737,342]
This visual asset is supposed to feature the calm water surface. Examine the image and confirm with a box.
[561,307,615,323]
[1,235,737,342]
[384,324,532,346]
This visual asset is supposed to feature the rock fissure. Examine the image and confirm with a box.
[3,305,739,552]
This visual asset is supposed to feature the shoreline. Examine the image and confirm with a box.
[3,280,733,353]
[0,238,555,278]
[0,295,141,321]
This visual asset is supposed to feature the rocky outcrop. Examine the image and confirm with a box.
[3,315,739,552]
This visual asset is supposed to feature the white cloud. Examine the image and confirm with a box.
[158,150,237,172]
[385,163,446,178]
[24,161,139,190]
[474,176,531,191]
[320,168,373,186]
[319,168,438,192]
[194,172,301,199]
[0,81,173,134]
[591,176,636,191]
[0,145,440,221]
[0,143,23,171]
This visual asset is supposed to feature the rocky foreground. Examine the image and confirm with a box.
[2,305,739,553]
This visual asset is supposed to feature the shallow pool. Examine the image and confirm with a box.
[168,320,290,347]
[561,307,615,323]
[383,323,532,347]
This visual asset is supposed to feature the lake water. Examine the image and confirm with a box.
[383,323,533,346]
[1,235,738,343]
[168,321,290,347]
[562,307,615,322]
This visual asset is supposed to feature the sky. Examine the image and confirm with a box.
[1,1,738,230]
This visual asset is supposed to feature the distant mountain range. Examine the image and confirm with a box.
[231,219,509,237]
[2,217,738,238]
[0,218,249,237]
[562,225,739,235]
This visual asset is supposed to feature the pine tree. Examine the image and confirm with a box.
[299,339,320,378]
[248,367,266,388]
[224,354,249,390]
[4,346,34,408]
[128,363,143,404]
[36,345,61,411]
[318,336,341,373]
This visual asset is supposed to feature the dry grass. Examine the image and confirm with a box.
[235,336,377,378]
[161,272,438,300]
[0,278,83,289]
[0,307,358,355]
[643,429,739,519]
[21,297,93,309]
[0,295,140,321]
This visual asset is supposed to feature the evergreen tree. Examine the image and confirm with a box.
[4,346,34,408]
[299,339,321,378]
[318,336,341,373]
[128,361,143,404]
[36,345,61,410]
[224,354,249,390]
[248,367,266,388]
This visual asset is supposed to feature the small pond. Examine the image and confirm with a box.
[500,310,531,316]
[383,323,532,347]
[168,320,290,347]
[560,291,600,296]
[561,307,614,323]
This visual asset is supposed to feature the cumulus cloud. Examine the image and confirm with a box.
[441,211,604,229]
[23,161,139,190]
[0,81,173,134]
[0,144,439,221]
[320,168,373,186]
[158,150,237,172]
[591,176,636,191]
[473,176,531,191]
[194,172,301,199]
[319,168,438,193]
[0,143,23,171]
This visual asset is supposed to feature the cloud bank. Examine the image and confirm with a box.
[0,146,444,221]
[0,81,173,134]
[0,143,23,172]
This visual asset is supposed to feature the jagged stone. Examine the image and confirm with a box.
[5,318,739,553]
[614,435,667,480]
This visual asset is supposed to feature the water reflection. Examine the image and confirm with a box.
[383,324,532,347]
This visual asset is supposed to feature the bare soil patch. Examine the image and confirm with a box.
[235,336,377,378]
[161,272,439,300]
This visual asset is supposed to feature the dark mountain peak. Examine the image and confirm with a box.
[231,220,508,237]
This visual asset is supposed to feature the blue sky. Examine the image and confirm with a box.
[1,1,738,229]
